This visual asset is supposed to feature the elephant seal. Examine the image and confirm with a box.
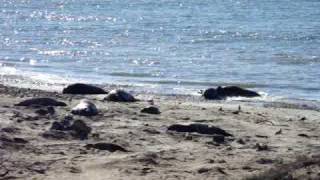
[15,98,67,107]
[85,143,128,152]
[62,83,107,94]
[104,89,136,102]
[203,86,260,100]
[71,99,98,116]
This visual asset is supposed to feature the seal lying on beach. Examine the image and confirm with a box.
[203,86,260,100]
[15,98,67,107]
[62,83,107,94]
[104,89,136,102]
[168,123,233,137]
[71,99,98,116]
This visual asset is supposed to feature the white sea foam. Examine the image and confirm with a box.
[29,59,37,66]
[225,91,283,102]
[0,66,76,91]
[38,50,66,56]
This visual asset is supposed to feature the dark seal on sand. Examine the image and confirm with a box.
[168,123,233,137]
[15,98,67,107]
[141,106,161,114]
[62,83,107,94]
[104,89,136,102]
[85,143,128,152]
[203,86,260,100]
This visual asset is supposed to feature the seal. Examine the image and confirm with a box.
[62,83,107,94]
[104,89,136,102]
[203,86,260,100]
[15,98,67,107]
[71,99,98,116]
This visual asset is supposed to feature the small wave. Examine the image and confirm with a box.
[38,50,66,56]
[181,30,320,45]
[273,53,320,65]
[0,66,18,75]
[137,80,267,88]
[263,99,320,111]
[0,66,75,91]
[109,72,154,78]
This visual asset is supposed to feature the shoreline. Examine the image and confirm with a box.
[1,70,320,103]
[1,82,320,112]
[0,84,320,179]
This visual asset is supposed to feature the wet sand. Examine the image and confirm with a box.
[0,84,320,180]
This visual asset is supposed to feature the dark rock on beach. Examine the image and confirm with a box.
[0,134,28,144]
[85,143,128,152]
[141,106,161,114]
[71,99,98,116]
[168,123,233,137]
[42,130,71,140]
[50,117,72,131]
[62,83,107,94]
[46,119,91,140]
[15,98,67,107]
[203,86,260,100]
[50,121,66,131]
[255,143,269,151]
[104,89,136,102]
[70,120,92,140]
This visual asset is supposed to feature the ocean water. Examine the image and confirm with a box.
[0,0,319,100]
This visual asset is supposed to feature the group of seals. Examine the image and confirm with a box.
[62,83,260,101]
[15,84,259,118]
[12,83,260,154]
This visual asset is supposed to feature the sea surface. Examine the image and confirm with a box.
[0,0,319,101]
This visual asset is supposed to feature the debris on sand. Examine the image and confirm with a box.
[255,143,269,151]
[85,143,128,152]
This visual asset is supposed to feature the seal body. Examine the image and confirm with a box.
[203,86,260,100]
[71,99,98,116]
[63,83,107,94]
[15,98,67,107]
[104,89,136,102]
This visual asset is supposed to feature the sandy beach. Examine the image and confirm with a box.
[0,84,320,180]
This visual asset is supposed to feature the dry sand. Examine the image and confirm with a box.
[0,84,319,180]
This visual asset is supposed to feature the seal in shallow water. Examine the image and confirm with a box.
[203,86,260,100]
